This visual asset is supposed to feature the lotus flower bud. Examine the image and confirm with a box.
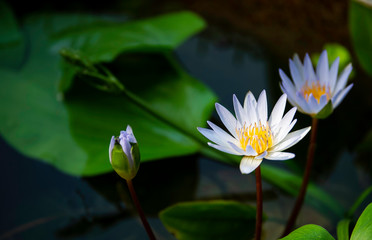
[109,125,140,180]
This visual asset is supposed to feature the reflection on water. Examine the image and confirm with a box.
[1,1,372,239]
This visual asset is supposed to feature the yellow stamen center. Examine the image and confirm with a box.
[236,121,273,155]
[301,81,331,103]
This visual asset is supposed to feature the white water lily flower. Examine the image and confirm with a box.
[279,50,353,117]
[197,90,311,174]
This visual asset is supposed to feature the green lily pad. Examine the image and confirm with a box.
[351,203,372,240]
[160,200,257,240]
[350,0,372,77]
[0,11,215,176]
[280,224,335,240]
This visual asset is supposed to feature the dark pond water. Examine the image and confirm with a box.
[1,1,372,239]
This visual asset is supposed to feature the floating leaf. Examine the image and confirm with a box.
[280,224,335,240]
[336,186,372,240]
[0,1,25,69]
[350,0,372,77]
[0,12,214,176]
[351,203,372,239]
[159,201,256,240]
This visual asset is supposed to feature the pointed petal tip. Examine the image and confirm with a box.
[320,49,328,56]
[292,52,301,60]
[346,63,353,70]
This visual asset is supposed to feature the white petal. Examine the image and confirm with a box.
[333,84,353,109]
[304,53,317,82]
[289,59,304,89]
[265,152,295,160]
[198,127,231,147]
[274,119,297,145]
[269,93,287,127]
[334,64,352,94]
[318,94,329,111]
[279,107,297,129]
[329,57,340,92]
[295,92,312,114]
[279,69,297,96]
[228,141,247,155]
[308,94,320,114]
[126,125,133,135]
[207,121,238,145]
[316,50,329,85]
[239,156,262,174]
[233,94,248,126]
[257,90,268,122]
[208,142,240,155]
[109,136,115,164]
[272,107,297,141]
[120,136,133,166]
[270,127,311,152]
[245,145,258,156]
[293,54,304,78]
[244,91,257,110]
[256,151,268,159]
[280,84,303,112]
[243,92,258,124]
[215,103,238,138]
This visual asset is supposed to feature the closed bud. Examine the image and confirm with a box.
[109,125,140,180]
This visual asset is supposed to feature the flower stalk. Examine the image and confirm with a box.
[255,166,263,240]
[109,127,156,240]
[282,118,318,236]
[127,180,157,240]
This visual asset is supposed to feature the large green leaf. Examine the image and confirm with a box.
[350,0,372,77]
[0,1,25,69]
[336,186,372,240]
[280,224,335,240]
[52,11,206,63]
[0,1,21,45]
[0,12,214,176]
[351,203,372,239]
[159,200,256,240]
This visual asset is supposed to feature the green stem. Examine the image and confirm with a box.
[86,58,239,165]
[282,118,319,237]
[127,180,157,240]
[255,166,263,240]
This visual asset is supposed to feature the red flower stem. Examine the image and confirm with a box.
[255,166,263,240]
[127,180,157,240]
[282,118,319,237]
